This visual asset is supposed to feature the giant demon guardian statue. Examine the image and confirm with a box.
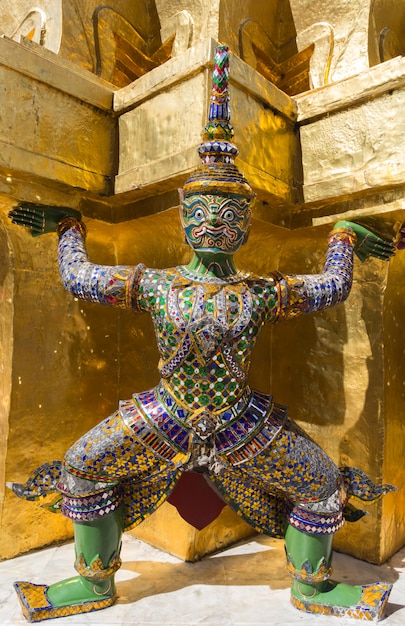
[8,46,402,622]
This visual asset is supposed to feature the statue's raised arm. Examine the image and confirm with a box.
[273,219,397,322]
[9,202,143,309]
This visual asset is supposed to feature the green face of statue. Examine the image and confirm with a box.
[181,193,251,255]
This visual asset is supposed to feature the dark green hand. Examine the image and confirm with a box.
[8,202,81,237]
[334,220,396,262]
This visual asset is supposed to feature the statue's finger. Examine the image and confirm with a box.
[373,244,396,256]
[9,214,33,225]
[8,208,28,219]
[15,204,39,213]
[14,213,45,227]
[366,247,395,260]
[355,249,368,262]
[9,208,40,221]
[9,216,45,231]
[363,240,395,254]
[10,220,34,230]
[16,201,46,211]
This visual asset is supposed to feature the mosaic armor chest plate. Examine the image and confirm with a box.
[117,266,287,467]
[137,265,279,413]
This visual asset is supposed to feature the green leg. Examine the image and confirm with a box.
[284,524,393,620]
[285,523,362,607]
[14,506,124,621]
[47,506,123,607]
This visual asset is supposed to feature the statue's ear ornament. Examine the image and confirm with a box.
[178,187,185,204]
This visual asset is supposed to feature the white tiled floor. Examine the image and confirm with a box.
[1,533,404,625]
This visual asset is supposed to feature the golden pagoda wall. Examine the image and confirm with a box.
[0,36,115,195]
[296,58,405,206]
[0,27,118,558]
[0,206,190,559]
[0,0,404,567]
[383,251,405,559]
[114,40,298,206]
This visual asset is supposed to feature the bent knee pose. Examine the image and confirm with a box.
[9,46,400,622]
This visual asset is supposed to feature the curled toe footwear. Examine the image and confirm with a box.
[14,581,116,622]
[291,581,393,621]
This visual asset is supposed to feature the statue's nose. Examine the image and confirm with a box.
[208,211,219,225]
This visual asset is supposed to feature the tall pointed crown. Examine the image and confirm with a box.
[182,45,253,198]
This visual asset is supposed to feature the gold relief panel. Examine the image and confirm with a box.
[115,39,297,206]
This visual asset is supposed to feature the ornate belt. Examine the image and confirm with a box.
[119,384,288,465]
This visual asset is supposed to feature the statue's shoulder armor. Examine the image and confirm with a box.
[137,266,178,310]
[243,271,283,296]
[243,271,285,322]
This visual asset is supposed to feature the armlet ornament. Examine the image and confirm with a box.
[328,227,357,247]
[57,216,87,240]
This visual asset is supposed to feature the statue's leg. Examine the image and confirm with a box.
[14,407,174,621]
[233,416,393,620]
[47,504,123,606]
[284,521,392,619]
[14,491,124,621]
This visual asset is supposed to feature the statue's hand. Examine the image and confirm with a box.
[8,202,81,237]
[334,220,396,262]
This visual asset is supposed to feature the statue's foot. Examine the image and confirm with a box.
[46,574,115,606]
[291,579,392,621]
[14,577,115,622]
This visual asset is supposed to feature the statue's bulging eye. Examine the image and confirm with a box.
[193,208,205,221]
[223,209,235,221]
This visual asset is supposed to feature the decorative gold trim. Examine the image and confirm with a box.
[93,581,112,596]
[286,554,332,584]
[328,227,357,247]
[57,216,87,239]
[75,553,122,581]
[297,583,316,598]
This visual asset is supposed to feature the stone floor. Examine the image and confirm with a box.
[1,533,405,625]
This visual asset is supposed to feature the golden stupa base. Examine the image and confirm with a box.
[131,502,255,563]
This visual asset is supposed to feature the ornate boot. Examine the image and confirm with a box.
[285,524,392,621]
[14,507,123,622]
